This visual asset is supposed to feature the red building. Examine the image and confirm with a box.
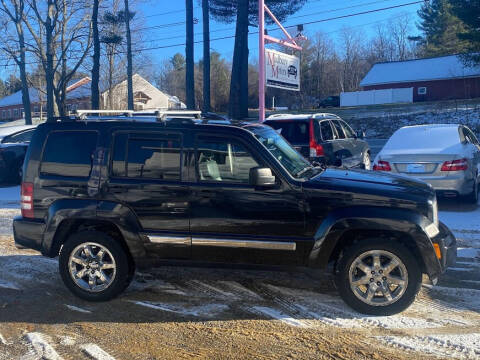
[360,55,480,102]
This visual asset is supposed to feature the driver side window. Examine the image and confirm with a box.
[196,136,259,184]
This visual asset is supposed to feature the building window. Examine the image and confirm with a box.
[13,109,18,117]
[418,87,427,95]
[34,106,39,113]
[1,110,5,119]
[7,110,11,118]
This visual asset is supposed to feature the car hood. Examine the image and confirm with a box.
[303,168,434,203]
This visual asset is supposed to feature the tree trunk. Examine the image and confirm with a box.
[45,0,55,122]
[202,0,210,112]
[108,46,115,109]
[228,0,249,119]
[185,0,195,109]
[124,0,134,110]
[16,19,31,125]
[91,0,100,110]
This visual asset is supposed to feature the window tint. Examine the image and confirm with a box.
[196,137,259,183]
[341,121,355,138]
[111,133,128,177]
[41,131,98,178]
[265,121,309,143]
[2,129,35,144]
[320,121,334,141]
[126,134,181,180]
[332,120,345,139]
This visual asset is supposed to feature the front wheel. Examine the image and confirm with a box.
[59,231,133,301]
[335,239,421,315]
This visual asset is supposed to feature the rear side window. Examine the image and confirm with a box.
[265,121,309,143]
[341,121,355,138]
[320,121,334,141]
[112,132,182,180]
[40,131,98,178]
[332,120,345,139]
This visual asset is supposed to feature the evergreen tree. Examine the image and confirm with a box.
[451,0,480,64]
[417,0,469,57]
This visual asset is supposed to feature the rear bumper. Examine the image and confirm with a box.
[399,173,473,195]
[13,216,46,253]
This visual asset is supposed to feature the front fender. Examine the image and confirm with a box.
[308,206,442,278]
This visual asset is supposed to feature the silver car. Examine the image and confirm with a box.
[373,124,480,203]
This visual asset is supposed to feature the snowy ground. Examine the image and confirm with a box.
[0,186,479,359]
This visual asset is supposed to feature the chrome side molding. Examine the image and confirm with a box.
[147,235,296,251]
[192,237,296,251]
[147,235,191,246]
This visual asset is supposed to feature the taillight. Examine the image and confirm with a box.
[21,182,34,218]
[309,120,324,157]
[441,158,468,171]
[373,160,392,171]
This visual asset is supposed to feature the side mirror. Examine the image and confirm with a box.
[356,130,365,139]
[249,167,276,187]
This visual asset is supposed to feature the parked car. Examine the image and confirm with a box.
[373,124,480,203]
[265,113,371,169]
[0,125,36,184]
[13,115,456,315]
[318,96,340,108]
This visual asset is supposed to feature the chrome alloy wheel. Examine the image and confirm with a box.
[68,242,117,293]
[348,250,408,307]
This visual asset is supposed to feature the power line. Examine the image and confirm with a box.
[0,0,424,68]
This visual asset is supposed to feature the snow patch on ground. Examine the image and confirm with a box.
[0,279,20,290]
[65,304,91,314]
[458,247,480,259]
[0,333,7,345]
[80,344,116,360]
[130,300,229,318]
[23,332,62,360]
[377,333,480,359]
[252,306,309,328]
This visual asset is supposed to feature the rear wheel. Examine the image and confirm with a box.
[59,231,132,301]
[335,239,421,315]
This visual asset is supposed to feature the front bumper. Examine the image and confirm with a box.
[13,216,46,253]
[431,221,457,273]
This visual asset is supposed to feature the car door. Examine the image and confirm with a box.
[462,127,480,182]
[340,120,363,167]
[330,119,354,168]
[105,130,191,259]
[318,120,336,166]
[189,132,306,266]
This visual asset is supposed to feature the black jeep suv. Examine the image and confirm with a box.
[13,115,456,315]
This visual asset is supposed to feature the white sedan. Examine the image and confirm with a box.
[373,124,480,203]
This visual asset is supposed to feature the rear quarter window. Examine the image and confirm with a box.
[265,121,309,144]
[40,131,98,178]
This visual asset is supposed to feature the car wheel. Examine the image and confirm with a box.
[335,239,421,315]
[362,152,371,170]
[59,231,132,301]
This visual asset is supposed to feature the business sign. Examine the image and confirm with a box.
[265,49,300,91]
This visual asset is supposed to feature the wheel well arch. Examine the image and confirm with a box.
[327,229,427,274]
[50,218,135,270]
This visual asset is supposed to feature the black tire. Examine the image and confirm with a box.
[335,238,421,316]
[59,231,133,301]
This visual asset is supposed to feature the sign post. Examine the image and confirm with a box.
[258,2,303,122]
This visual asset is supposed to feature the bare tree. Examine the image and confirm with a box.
[91,0,100,109]
[25,0,93,120]
[0,0,32,124]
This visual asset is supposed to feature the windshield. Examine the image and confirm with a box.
[245,125,315,178]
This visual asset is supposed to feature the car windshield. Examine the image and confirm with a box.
[245,125,317,178]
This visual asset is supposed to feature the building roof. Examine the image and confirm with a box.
[360,55,480,87]
[0,77,91,108]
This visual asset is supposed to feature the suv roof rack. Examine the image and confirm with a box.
[266,113,341,120]
[72,109,202,123]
